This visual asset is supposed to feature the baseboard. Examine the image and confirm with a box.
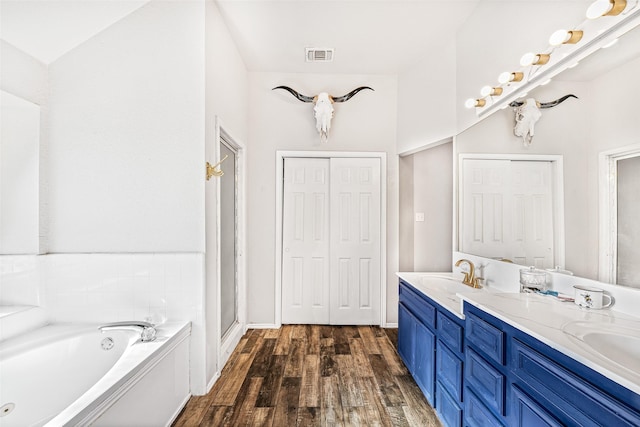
[206,372,220,394]
[166,393,192,427]
[247,323,280,329]
[383,322,398,328]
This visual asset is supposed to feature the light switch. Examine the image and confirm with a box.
[415,212,425,222]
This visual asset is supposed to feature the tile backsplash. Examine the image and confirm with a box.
[0,253,204,324]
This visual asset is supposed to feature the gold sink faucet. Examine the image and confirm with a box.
[455,259,482,288]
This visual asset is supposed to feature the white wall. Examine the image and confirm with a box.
[0,41,49,254]
[204,0,249,387]
[396,39,456,154]
[47,0,205,253]
[0,40,47,105]
[412,142,453,271]
[247,72,399,325]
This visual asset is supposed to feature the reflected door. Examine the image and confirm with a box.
[616,155,640,286]
[461,159,554,268]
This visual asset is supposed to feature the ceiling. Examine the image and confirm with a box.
[1,0,637,79]
[214,0,481,74]
[0,0,149,64]
[0,0,481,73]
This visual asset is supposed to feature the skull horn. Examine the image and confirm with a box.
[272,86,315,103]
[539,94,578,109]
[509,94,578,108]
[331,86,374,103]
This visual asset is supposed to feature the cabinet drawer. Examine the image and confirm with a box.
[511,338,640,427]
[399,282,436,329]
[436,339,463,401]
[464,387,505,427]
[466,348,505,415]
[465,312,505,365]
[437,311,463,354]
[436,381,462,427]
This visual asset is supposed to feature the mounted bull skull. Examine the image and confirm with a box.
[272,86,374,142]
[509,94,578,146]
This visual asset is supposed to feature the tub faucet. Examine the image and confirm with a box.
[455,259,482,288]
[99,321,157,342]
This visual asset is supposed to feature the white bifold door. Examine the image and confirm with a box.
[460,159,555,268]
[282,157,381,325]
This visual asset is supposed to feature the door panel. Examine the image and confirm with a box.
[329,157,381,325]
[281,158,330,324]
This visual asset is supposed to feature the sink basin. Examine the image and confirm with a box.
[562,321,640,372]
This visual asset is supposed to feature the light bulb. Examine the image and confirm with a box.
[549,29,583,46]
[586,0,626,19]
[520,52,550,66]
[549,29,570,46]
[520,52,536,66]
[498,72,524,84]
[480,86,492,97]
[587,0,613,18]
[465,98,486,108]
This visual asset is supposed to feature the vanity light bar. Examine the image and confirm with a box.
[465,0,632,111]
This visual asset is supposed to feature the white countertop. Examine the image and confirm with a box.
[397,272,640,396]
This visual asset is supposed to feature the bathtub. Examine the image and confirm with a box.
[0,321,191,426]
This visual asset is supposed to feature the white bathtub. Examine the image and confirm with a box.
[0,321,191,427]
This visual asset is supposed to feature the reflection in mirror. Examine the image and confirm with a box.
[459,155,563,270]
[599,144,640,288]
[617,155,640,286]
[0,90,40,254]
[456,23,640,286]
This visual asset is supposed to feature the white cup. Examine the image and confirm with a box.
[573,285,612,309]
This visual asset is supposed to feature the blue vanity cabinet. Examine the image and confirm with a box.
[398,281,437,405]
[435,310,465,427]
[463,302,640,427]
[398,280,465,427]
[464,310,507,427]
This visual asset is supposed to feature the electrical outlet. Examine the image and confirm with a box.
[415,212,425,222]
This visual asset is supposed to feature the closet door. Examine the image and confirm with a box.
[281,156,382,325]
[329,157,381,325]
[281,158,331,324]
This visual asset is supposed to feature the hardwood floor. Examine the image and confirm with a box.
[173,325,442,427]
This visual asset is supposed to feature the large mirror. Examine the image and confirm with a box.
[456,22,640,287]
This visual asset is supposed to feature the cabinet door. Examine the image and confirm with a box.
[510,385,563,427]
[414,319,436,405]
[398,303,416,370]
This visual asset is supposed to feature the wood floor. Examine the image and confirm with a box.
[173,325,442,427]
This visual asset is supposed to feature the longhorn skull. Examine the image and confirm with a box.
[509,94,578,146]
[272,86,374,142]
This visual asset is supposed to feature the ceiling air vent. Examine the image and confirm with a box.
[306,48,334,62]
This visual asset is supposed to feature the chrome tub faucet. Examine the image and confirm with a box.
[99,321,157,342]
